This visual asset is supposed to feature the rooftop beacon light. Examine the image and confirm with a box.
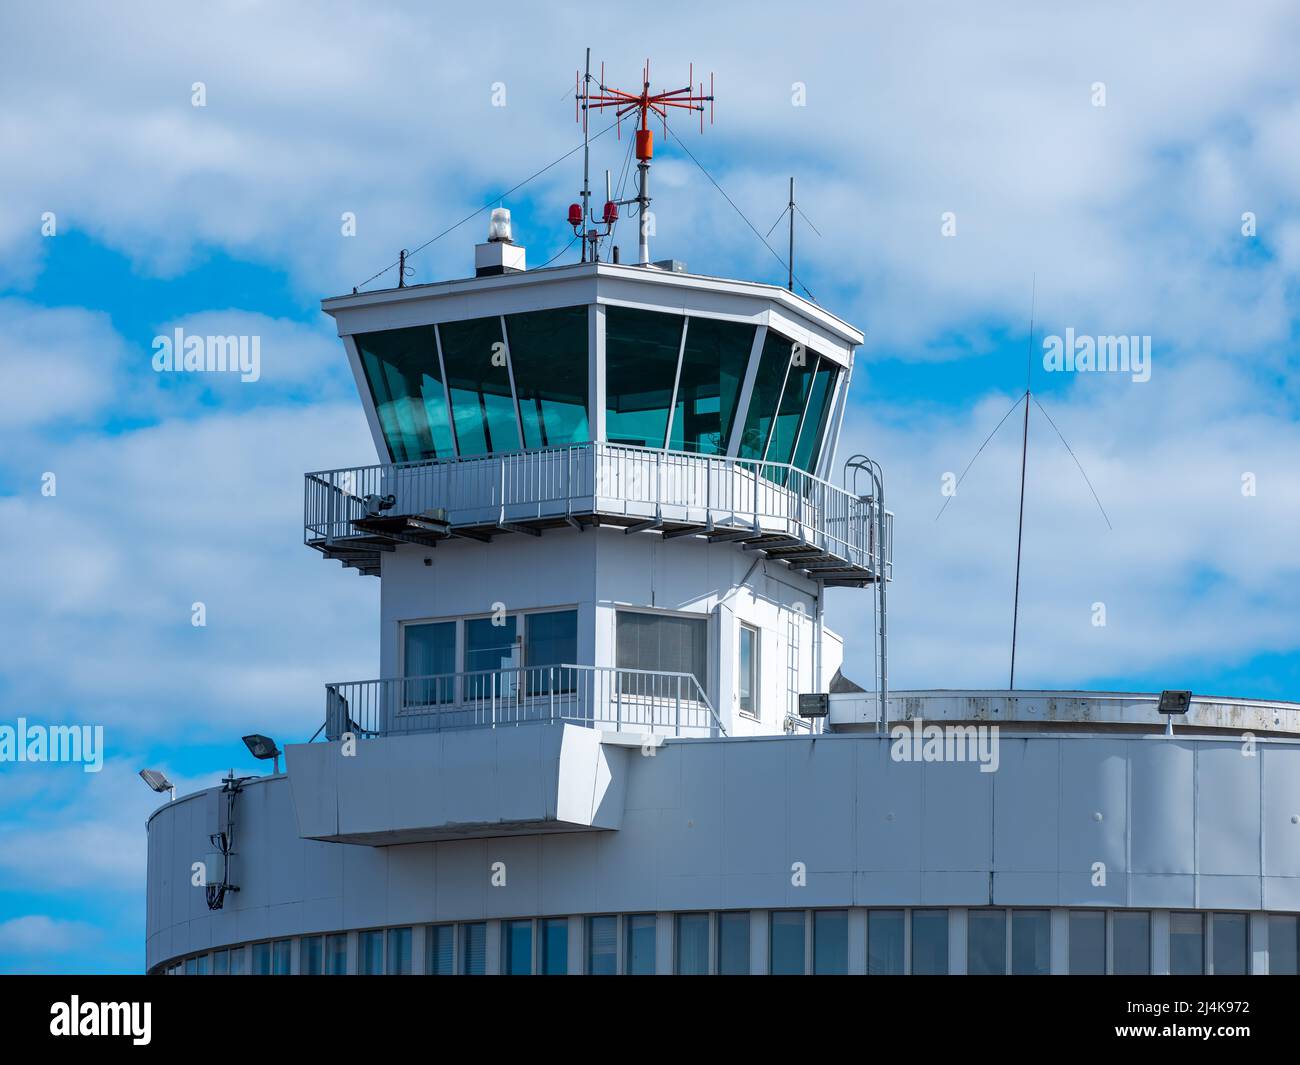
[475,207,526,276]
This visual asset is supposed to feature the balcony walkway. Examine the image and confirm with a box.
[304,442,892,586]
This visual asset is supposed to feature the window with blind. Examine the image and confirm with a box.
[615,610,708,692]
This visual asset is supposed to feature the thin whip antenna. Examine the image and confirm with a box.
[1032,395,1113,530]
[1009,276,1036,689]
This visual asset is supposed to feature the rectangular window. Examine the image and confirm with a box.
[540,918,568,975]
[587,916,617,975]
[427,924,454,975]
[738,330,795,460]
[676,913,710,975]
[300,936,323,975]
[1012,910,1050,975]
[461,922,487,976]
[967,909,1006,975]
[1112,911,1151,975]
[813,910,848,975]
[228,946,245,976]
[403,620,456,705]
[868,910,905,975]
[668,316,755,455]
[1269,915,1298,975]
[386,927,412,975]
[769,911,806,975]
[360,931,384,975]
[604,306,685,449]
[1069,910,1106,975]
[911,910,948,975]
[616,610,708,692]
[717,912,750,975]
[738,624,758,717]
[272,939,291,975]
[212,949,229,975]
[251,941,271,976]
[355,325,455,463]
[438,316,519,456]
[464,615,519,701]
[184,956,197,976]
[625,914,657,975]
[505,306,589,448]
[764,348,817,469]
[524,609,578,695]
[326,933,347,975]
[1170,912,1204,976]
[1212,913,1247,975]
[503,920,533,975]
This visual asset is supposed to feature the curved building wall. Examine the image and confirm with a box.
[145,730,1300,974]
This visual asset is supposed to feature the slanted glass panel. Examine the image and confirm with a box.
[505,306,589,448]
[868,910,904,974]
[764,348,817,468]
[1068,910,1105,975]
[356,326,454,463]
[791,359,838,474]
[438,316,519,456]
[737,329,796,459]
[604,306,684,448]
[717,912,750,975]
[668,316,755,455]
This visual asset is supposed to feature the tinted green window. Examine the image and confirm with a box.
[791,359,837,474]
[765,348,817,468]
[438,316,519,456]
[356,326,455,463]
[505,306,589,448]
[737,330,796,459]
[668,316,754,455]
[604,306,684,448]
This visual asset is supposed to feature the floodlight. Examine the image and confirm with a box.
[139,768,175,801]
[1157,690,1192,714]
[242,734,282,774]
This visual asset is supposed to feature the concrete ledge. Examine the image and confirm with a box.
[284,723,628,844]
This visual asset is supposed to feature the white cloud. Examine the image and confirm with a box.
[0,914,100,954]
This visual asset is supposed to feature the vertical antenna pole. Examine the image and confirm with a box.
[1009,278,1036,689]
[788,176,795,292]
[581,48,591,263]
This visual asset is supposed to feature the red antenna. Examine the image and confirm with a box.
[575,57,715,265]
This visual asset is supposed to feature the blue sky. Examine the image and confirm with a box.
[2,1,1298,973]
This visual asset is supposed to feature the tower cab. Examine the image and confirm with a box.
[306,221,890,741]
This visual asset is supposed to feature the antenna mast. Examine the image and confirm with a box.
[1009,278,1035,689]
[579,59,714,265]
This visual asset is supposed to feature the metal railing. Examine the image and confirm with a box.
[304,442,892,579]
[323,664,723,740]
